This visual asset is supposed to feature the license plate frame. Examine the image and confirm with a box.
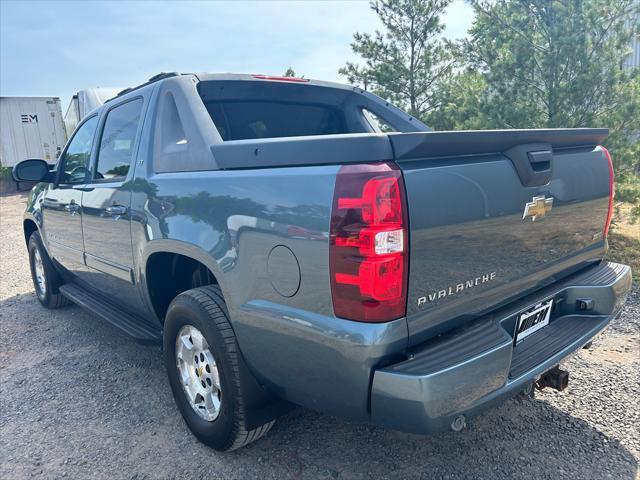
[515,299,553,343]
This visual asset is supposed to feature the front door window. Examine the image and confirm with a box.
[58,116,98,185]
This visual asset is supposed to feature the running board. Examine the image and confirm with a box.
[59,283,162,344]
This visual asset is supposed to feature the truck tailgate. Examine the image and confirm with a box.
[388,129,612,345]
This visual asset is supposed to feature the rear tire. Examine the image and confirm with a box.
[164,285,274,451]
[28,231,71,309]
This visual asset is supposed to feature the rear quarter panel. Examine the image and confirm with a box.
[130,164,408,419]
[132,166,336,315]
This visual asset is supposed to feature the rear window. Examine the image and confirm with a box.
[204,101,348,141]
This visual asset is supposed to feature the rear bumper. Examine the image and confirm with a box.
[370,262,632,434]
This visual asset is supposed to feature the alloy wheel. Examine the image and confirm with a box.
[175,325,222,421]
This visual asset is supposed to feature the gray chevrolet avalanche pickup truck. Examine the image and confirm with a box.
[14,72,632,451]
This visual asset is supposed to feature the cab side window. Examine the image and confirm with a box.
[58,116,98,185]
[362,108,396,133]
[94,98,143,181]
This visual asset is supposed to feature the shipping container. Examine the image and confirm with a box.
[64,88,121,137]
[0,96,67,167]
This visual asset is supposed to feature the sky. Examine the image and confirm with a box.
[0,0,475,109]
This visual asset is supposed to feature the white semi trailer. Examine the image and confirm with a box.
[64,88,121,137]
[0,97,67,167]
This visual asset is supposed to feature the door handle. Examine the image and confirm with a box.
[105,205,127,218]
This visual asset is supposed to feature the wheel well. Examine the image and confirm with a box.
[146,252,218,323]
[24,220,38,245]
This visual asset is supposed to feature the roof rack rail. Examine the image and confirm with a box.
[148,72,180,83]
[106,72,181,103]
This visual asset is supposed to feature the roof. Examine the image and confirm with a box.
[109,72,363,103]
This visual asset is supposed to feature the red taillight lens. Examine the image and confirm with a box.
[598,145,615,237]
[329,163,408,322]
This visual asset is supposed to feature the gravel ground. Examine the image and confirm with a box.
[1,191,638,480]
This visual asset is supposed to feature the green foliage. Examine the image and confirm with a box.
[465,0,638,125]
[616,175,640,222]
[422,68,489,130]
[283,67,303,78]
[340,0,454,118]
[343,0,639,222]
[0,165,12,180]
[601,75,640,174]
[452,0,640,173]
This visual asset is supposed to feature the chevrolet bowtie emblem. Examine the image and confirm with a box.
[523,195,554,221]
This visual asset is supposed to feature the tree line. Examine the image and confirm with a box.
[335,0,638,178]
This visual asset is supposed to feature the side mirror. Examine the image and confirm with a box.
[12,159,52,183]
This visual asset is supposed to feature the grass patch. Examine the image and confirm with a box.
[607,232,640,272]
[615,176,640,224]
[0,165,12,180]
[606,201,640,274]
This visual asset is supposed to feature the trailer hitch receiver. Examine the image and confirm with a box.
[536,366,569,392]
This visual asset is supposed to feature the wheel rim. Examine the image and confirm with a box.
[175,325,221,421]
[33,249,46,298]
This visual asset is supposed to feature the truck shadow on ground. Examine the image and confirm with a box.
[0,291,637,480]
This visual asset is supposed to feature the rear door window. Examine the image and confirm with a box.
[94,98,143,181]
[204,101,348,141]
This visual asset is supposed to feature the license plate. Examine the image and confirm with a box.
[516,299,553,342]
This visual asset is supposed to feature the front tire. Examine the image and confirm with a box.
[28,231,70,309]
[163,285,274,451]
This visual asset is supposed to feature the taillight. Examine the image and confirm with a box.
[329,163,408,322]
[598,145,615,237]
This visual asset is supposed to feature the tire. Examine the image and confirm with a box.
[28,231,71,309]
[164,285,274,451]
